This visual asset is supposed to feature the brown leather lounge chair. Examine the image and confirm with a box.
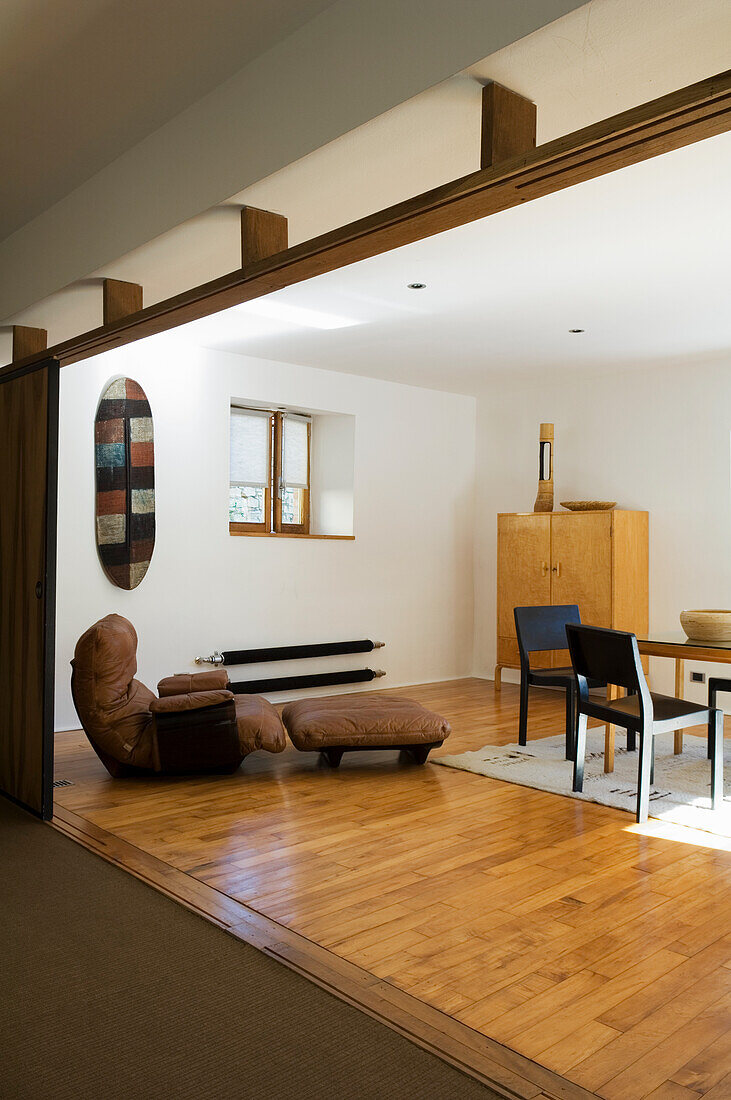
[71,614,286,777]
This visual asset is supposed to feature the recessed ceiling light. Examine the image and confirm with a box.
[407,282,427,290]
[235,298,359,330]
[568,328,585,333]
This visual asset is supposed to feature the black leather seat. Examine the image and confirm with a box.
[608,692,712,726]
[528,666,578,685]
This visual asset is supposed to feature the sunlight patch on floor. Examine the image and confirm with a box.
[625,818,731,852]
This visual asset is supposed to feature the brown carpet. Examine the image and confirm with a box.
[0,796,502,1099]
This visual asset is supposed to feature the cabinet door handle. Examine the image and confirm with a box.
[552,561,561,577]
[541,561,548,577]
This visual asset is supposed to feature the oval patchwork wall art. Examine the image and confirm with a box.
[95,377,155,590]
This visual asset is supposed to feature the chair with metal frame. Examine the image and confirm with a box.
[708,677,731,756]
[566,623,723,824]
[513,604,603,761]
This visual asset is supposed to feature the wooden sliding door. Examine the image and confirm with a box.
[0,359,59,818]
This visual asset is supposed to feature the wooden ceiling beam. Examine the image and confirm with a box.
[12,325,47,362]
[241,206,288,267]
[103,278,143,325]
[481,82,536,169]
[3,69,729,376]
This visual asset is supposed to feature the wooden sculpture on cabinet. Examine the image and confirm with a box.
[533,422,554,513]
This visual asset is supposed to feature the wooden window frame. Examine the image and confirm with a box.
[276,413,311,535]
[229,409,273,535]
[229,408,311,536]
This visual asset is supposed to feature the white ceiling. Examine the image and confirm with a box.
[175,132,731,394]
[0,0,336,239]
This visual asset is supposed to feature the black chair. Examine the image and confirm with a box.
[566,623,723,824]
[513,605,603,760]
[709,679,731,753]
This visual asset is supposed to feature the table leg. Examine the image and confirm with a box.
[494,665,502,693]
[604,684,618,773]
[674,658,684,754]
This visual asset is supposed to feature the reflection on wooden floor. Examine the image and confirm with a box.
[54,678,731,1100]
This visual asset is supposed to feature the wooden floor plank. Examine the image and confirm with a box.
[670,1024,731,1093]
[598,993,731,1100]
[700,1070,731,1098]
[571,968,731,1092]
[540,1021,623,1077]
[644,1084,702,1100]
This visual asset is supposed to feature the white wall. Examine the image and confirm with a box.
[474,358,731,699]
[56,337,475,730]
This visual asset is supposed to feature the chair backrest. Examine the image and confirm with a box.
[71,614,156,770]
[565,623,647,696]
[514,605,581,664]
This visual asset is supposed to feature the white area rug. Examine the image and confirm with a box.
[433,729,731,837]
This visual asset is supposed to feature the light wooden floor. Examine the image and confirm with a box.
[54,679,731,1099]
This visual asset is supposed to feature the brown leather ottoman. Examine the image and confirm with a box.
[281,693,450,767]
[234,694,287,755]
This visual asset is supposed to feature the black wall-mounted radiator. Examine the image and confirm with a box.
[229,668,385,694]
[194,639,386,694]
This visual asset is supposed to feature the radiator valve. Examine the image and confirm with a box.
[194,651,224,666]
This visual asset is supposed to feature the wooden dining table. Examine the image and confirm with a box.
[601,631,731,771]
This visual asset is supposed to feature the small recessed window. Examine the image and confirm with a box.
[229,406,311,535]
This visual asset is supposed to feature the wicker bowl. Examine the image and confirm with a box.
[560,501,616,512]
[679,609,731,642]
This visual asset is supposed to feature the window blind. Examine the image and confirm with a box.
[230,408,270,487]
[283,415,310,489]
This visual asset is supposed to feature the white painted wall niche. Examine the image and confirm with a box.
[310,411,355,537]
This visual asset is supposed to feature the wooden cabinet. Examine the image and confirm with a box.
[496,510,648,682]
